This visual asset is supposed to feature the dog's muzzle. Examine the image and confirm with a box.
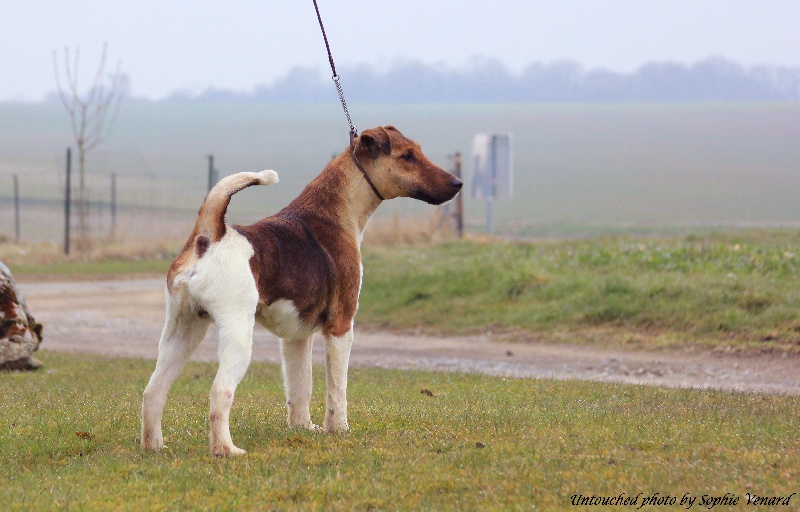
[413,176,464,205]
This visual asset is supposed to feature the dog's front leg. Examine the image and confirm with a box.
[324,327,353,433]
[280,336,319,430]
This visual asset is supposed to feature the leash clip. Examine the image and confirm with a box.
[349,127,357,149]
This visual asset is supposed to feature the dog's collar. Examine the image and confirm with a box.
[350,145,385,202]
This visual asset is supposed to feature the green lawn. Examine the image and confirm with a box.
[360,230,800,352]
[8,257,169,278]
[6,229,800,352]
[1,352,797,511]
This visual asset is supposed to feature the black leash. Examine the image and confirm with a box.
[312,0,385,201]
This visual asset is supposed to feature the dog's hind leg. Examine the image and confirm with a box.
[208,302,258,456]
[280,336,318,430]
[141,287,209,451]
[324,327,353,433]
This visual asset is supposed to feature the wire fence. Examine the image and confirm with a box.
[0,149,206,245]
[4,103,800,245]
[0,148,455,247]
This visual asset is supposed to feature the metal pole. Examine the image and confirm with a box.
[453,152,464,238]
[486,137,496,235]
[486,196,494,235]
[110,172,117,240]
[13,175,20,242]
[65,147,72,255]
[207,155,215,192]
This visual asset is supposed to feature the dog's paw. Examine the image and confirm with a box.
[289,421,323,432]
[324,419,350,434]
[324,408,349,433]
[325,424,350,434]
[211,443,247,457]
[141,434,164,451]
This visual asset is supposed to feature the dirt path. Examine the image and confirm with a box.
[17,278,800,395]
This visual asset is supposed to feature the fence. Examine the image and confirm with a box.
[0,148,461,248]
[0,148,206,246]
[4,102,799,245]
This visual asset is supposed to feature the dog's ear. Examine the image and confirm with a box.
[358,127,392,159]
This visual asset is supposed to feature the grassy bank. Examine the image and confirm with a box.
[0,239,174,279]
[1,352,797,510]
[4,229,800,351]
[360,230,800,352]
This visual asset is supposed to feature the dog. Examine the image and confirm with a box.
[141,125,463,455]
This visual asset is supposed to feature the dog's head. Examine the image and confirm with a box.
[355,126,463,205]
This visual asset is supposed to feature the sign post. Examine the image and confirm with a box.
[471,133,513,234]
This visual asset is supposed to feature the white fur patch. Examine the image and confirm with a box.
[257,299,318,340]
[186,228,259,317]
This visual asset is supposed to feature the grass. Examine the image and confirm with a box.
[360,230,800,352]
[1,352,797,511]
[6,257,169,279]
[4,229,800,351]
[0,239,174,279]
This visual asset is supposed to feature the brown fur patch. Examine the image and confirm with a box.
[166,235,196,293]
[234,213,359,337]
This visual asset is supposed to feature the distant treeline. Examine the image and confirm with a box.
[168,56,800,103]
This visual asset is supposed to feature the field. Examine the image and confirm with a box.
[1,102,800,241]
[2,102,799,509]
[1,352,797,511]
[360,230,800,353]
[2,235,799,511]
[5,229,800,354]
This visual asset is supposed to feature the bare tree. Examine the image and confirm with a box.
[54,42,127,252]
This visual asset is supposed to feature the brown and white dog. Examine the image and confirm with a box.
[141,125,462,455]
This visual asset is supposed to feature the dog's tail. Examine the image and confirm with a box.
[192,169,279,255]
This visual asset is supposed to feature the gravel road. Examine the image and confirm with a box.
[17,278,800,395]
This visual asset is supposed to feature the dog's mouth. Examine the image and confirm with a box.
[411,177,463,205]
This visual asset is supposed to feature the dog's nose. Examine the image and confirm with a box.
[452,178,463,190]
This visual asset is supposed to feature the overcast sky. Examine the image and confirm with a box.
[2,0,799,102]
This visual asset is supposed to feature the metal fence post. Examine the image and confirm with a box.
[13,175,20,242]
[65,147,72,255]
[208,154,215,192]
[110,172,117,240]
[453,152,464,238]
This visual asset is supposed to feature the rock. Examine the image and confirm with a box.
[0,261,43,370]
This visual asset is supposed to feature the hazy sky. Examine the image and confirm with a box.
[2,0,799,102]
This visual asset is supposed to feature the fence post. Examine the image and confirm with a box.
[207,154,215,192]
[13,175,20,242]
[453,152,464,238]
[110,172,117,240]
[64,147,72,255]
[486,196,494,235]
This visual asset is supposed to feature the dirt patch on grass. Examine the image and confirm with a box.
[17,278,799,395]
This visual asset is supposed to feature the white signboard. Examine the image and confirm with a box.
[471,133,513,200]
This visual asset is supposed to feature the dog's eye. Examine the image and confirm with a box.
[401,152,415,162]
